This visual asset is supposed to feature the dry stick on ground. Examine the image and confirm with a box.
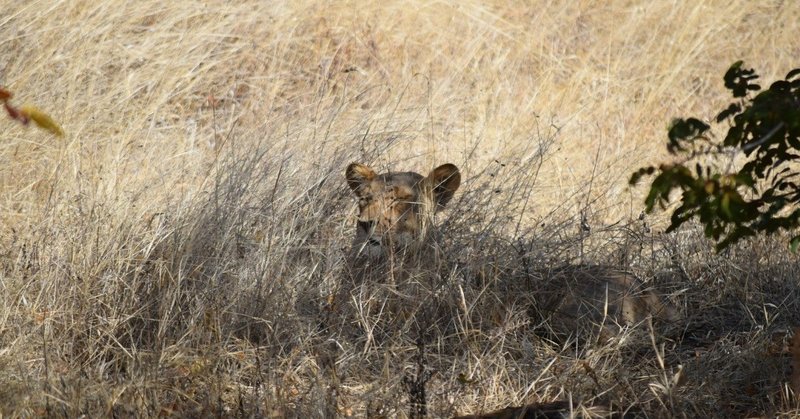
[453,400,581,419]
[791,327,800,398]
[404,339,434,419]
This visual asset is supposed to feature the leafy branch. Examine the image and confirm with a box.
[1,86,64,137]
[631,62,800,251]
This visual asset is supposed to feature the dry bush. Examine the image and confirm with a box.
[2,1,800,417]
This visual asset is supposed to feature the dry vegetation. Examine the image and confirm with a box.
[2,1,800,417]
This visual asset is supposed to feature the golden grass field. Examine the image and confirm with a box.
[2,1,800,417]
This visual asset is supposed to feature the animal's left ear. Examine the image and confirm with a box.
[425,163,461,209]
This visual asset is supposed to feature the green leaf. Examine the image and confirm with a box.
[629,166,655,185]
[667,118,710,153]
[716,103,741,122]
[733,172,755,189]
[790,235,800,253]
[724,61,760,98]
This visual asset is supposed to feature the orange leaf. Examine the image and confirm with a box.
[19,104,64,136]
[0,87,11,101]
[4,102,27,124]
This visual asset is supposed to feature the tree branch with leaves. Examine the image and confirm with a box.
[631,62,800,251]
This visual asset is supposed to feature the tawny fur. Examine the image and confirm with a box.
[531,265,681,340]
[344,162,679,338]
[346,162,460,261]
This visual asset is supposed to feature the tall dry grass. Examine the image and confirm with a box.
[2,1,800,417]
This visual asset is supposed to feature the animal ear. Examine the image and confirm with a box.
[346,163,376,197]
[426,163,461,209]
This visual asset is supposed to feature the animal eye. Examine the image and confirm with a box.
[357,220,375,232]
[394,193,413,203]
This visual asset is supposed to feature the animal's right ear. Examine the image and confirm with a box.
[346,163,376,197]
[426,163,461,209]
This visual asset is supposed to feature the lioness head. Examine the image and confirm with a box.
[346,162,461,258]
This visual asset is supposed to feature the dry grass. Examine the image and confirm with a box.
[2,1,800,417]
